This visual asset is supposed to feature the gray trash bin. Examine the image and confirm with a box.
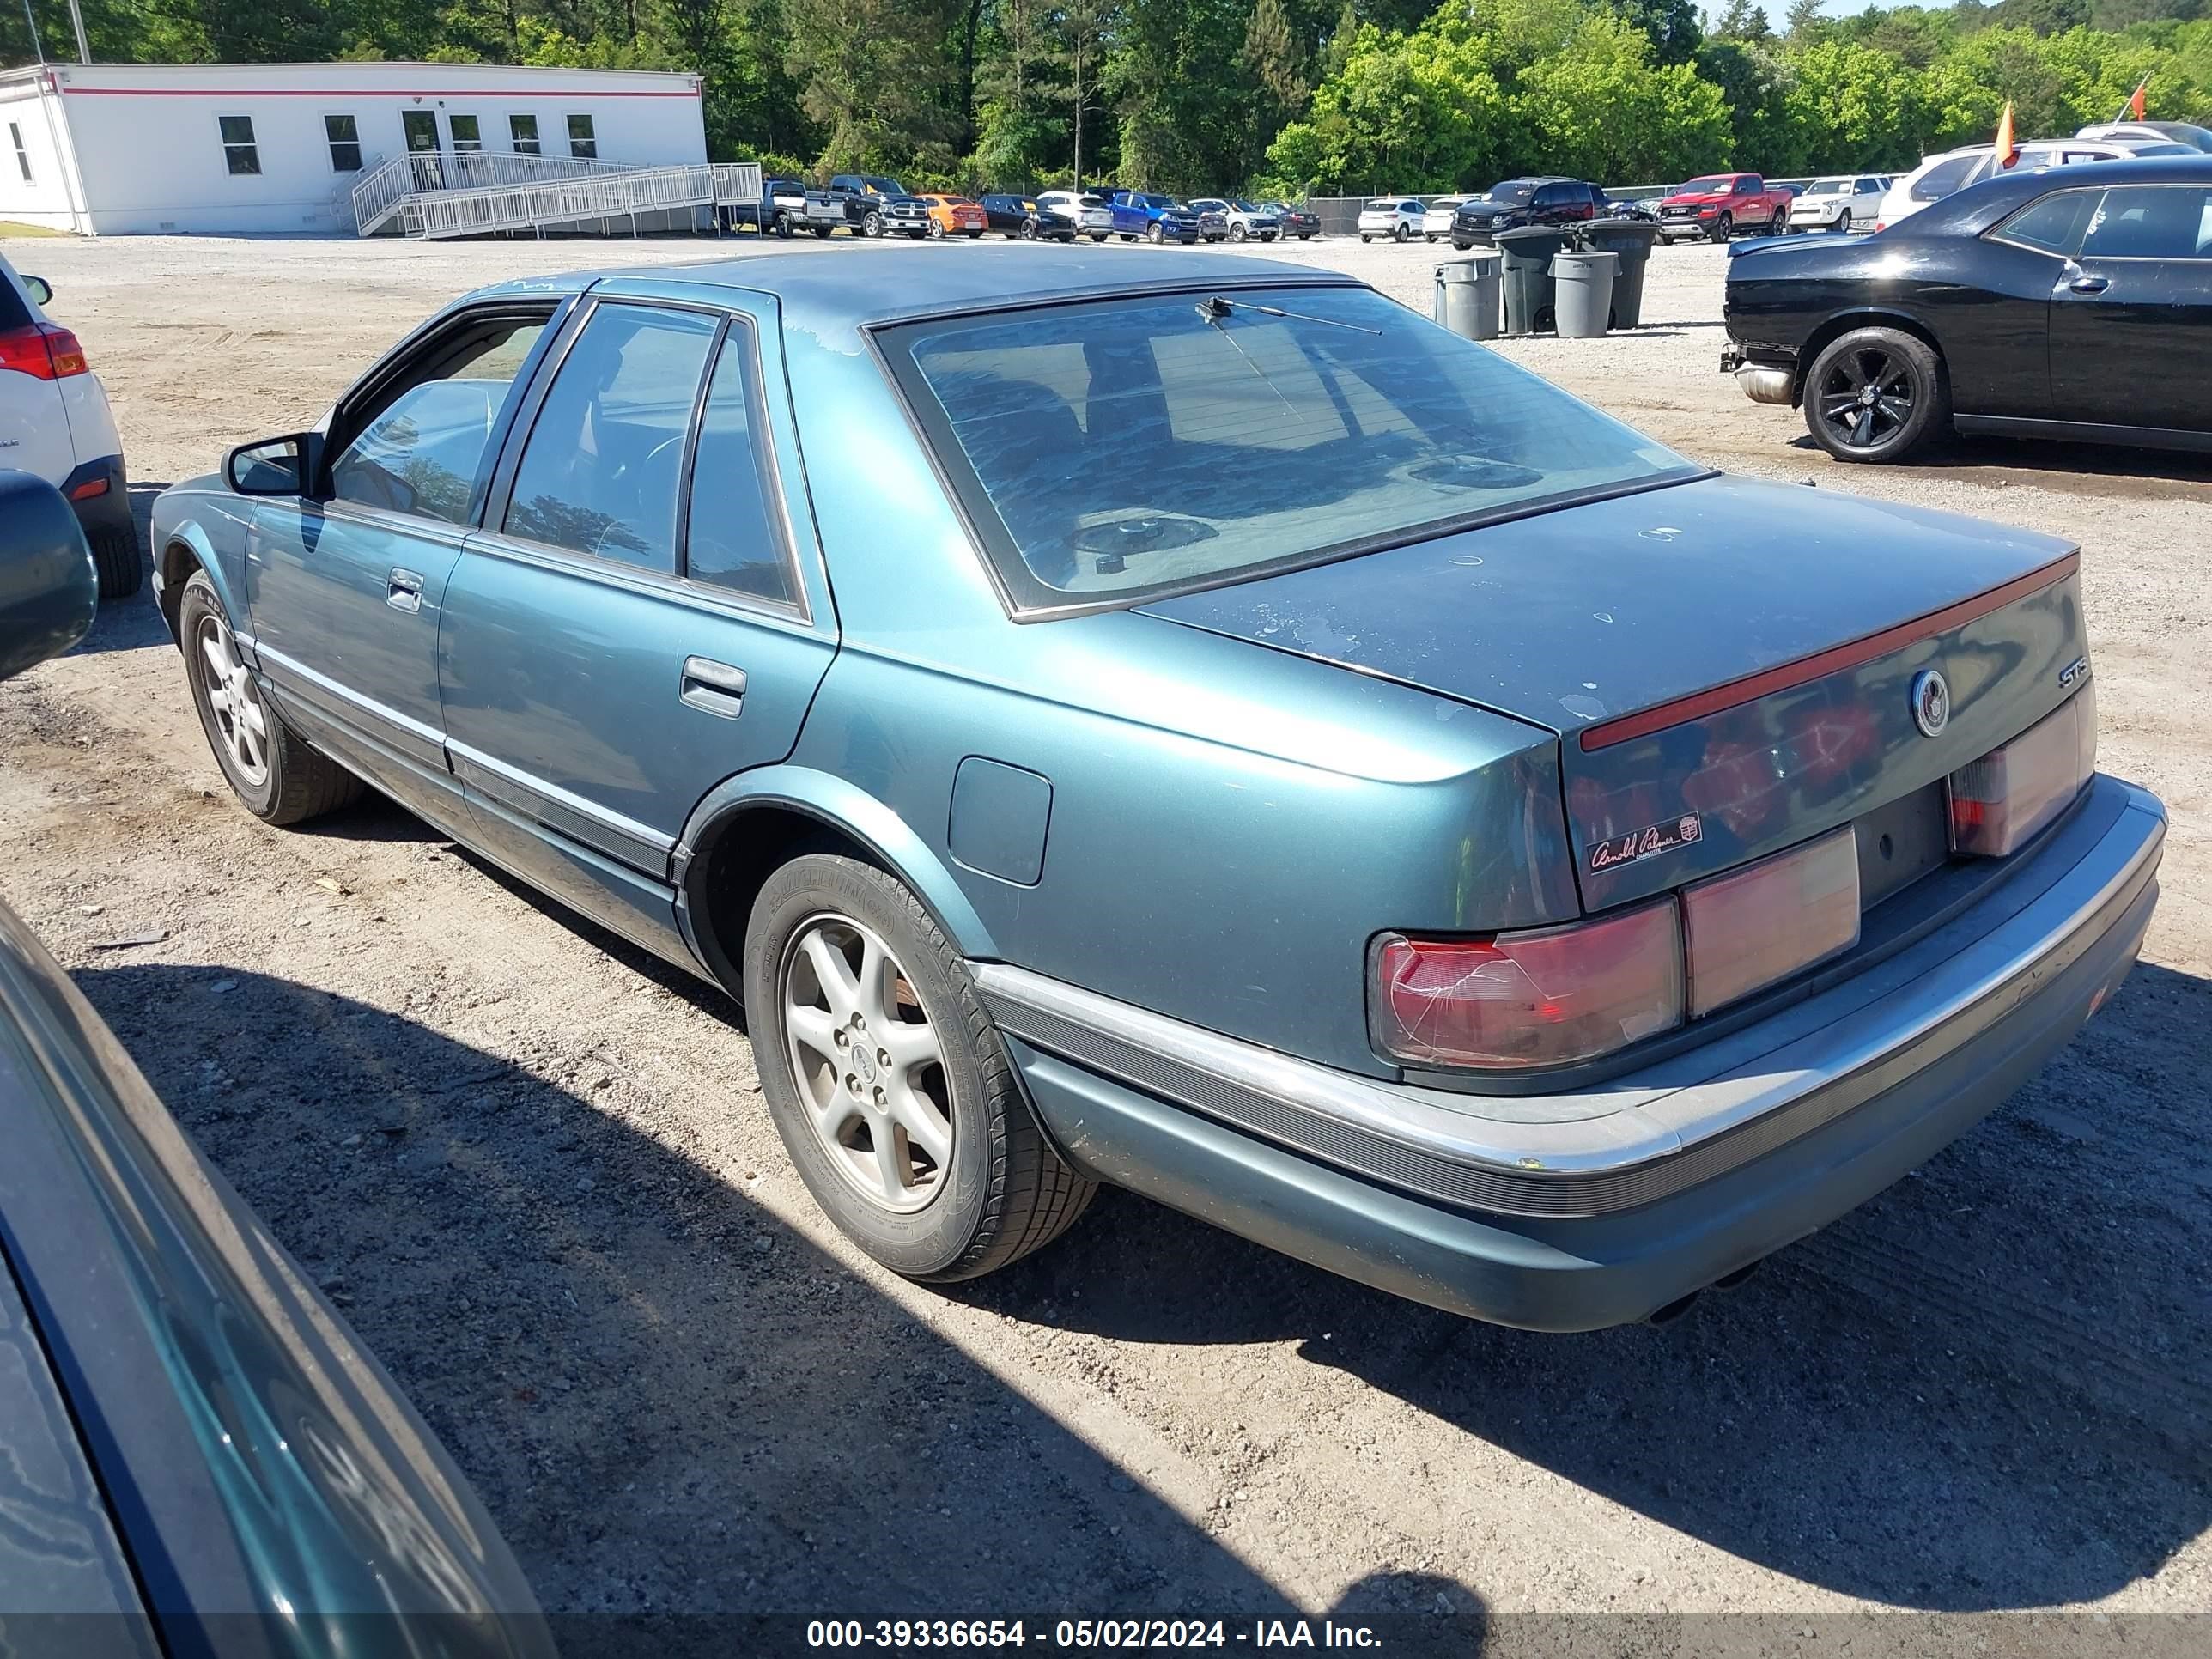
[1581,220,1661,328]
[1552,249,1618,338]
[1432,253,1500,341]
[1493,225,1576,334]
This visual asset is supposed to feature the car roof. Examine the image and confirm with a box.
[1905,152,2212,229]
[467,246,1357,346]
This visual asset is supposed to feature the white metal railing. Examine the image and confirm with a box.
[356,153,763,239]
[398,161,758,240]
[352,149,659,235]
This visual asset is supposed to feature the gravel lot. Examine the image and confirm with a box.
[3,226,2208,1646]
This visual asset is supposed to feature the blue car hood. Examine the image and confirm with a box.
[1138,476,2069,739]
[1141,475,2085,907]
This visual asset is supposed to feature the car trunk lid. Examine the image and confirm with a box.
[1139,476,2087,909]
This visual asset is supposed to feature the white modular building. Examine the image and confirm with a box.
[0,60,708,236]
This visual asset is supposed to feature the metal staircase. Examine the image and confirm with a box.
[351,152,763,240]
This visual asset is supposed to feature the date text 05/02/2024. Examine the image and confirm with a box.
[805,1620,1386,1649]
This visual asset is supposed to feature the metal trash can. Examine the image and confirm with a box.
[1580,220,1662,329]
[1493,225,1576,334]
[1432,252,1500,341]
[1552,250,1618,338]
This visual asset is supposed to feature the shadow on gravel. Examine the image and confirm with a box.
[65,962,1357,1629]
[1781,434,2212,497]
[963,960,2212,1613]
[66,483,171,654]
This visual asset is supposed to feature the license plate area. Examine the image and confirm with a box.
[1856,782,1951,909]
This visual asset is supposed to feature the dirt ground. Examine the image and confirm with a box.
[3,226,2209,1644]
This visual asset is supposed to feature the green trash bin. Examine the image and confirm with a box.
[1582,220,1662,329]
[1493,225,1577,334]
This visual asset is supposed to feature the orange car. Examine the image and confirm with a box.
[918,195,988,238]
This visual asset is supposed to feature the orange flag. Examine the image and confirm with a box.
[2128,78,2148,120]
[1995,102,2019,169]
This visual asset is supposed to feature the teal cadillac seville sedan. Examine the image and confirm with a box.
[151,250,2163,1331]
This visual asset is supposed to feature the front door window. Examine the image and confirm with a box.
[331,317,548,525]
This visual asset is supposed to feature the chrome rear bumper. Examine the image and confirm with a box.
[981,776,2164,1327]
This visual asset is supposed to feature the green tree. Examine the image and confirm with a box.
[785,0,957,169]
[1512,9,1729,179]
[1263,16,1504,191]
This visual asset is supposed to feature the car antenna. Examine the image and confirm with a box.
[1195,295,1382,334]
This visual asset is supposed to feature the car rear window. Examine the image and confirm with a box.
[883,286,1697,612]
[1911,155,1983,201]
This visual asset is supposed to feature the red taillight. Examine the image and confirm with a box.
[1373,902,1683,1070]
[0,321,88,380]
[1682,827,1859,1018]
[1374,825,1879,1070]
[1949,684,2096,857]
[66,475,108,501]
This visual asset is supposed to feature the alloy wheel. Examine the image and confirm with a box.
[1817,345,1916,453]
[781,913,953,1215]
[196,612,270,787]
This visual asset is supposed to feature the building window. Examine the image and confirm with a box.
[218,115,260,176]
[509,113,539,155]
[566,113,596,159]
[449,114,482,153]
[8,122,28,185]
[323,113,362,173]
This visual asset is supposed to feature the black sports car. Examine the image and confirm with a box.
[1723,154,2212,463]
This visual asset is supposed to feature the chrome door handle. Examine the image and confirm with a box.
[2069,274,2109,294]
[680,656,747,719]
[387,568,424,613]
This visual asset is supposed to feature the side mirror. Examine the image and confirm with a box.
[0,471,99,682]
[224,432,321,497]
[21,274,52,307]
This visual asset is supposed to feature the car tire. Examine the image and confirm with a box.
[1359,234,1370,243]
[88,524,143,599]
[862,210,882,238]
[745,853,1096,1283]
[1297,230,1312,240]
[1803,326,1950,465]
[1393,222,1409,243]
[179,570,361,826]
[1146,221,1165,244]
[1119,233,1136,242]
[1452,239,1473,252]
[811,225,831,239]
[1709,211,1732,242]
[772,210,792,237]
[1091,232,1109,242]
[1018,219,1036,240]
[1229,223,1246,241]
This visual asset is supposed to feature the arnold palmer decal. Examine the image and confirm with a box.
[1589,812,1703,874]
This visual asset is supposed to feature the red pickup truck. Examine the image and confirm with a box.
[1655,173,1793,243]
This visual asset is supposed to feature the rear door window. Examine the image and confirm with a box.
[502,303,717,572]
[2081,184,2212,258]
[682,324,796,606]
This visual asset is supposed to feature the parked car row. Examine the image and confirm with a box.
[757,177,1322,246]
